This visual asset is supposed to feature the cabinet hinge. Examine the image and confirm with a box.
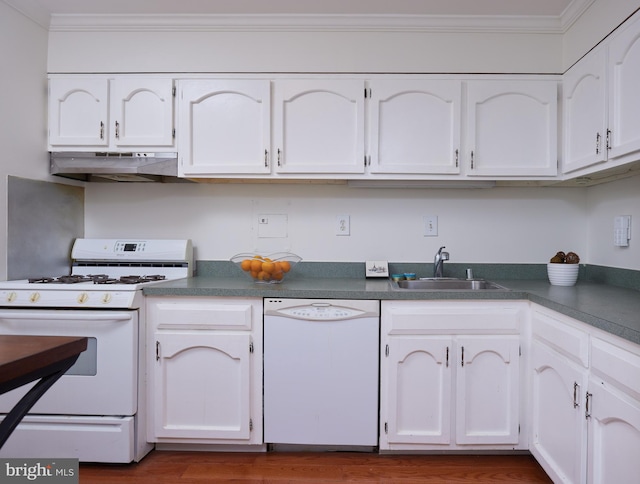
[249,418,253,431]
[384,422,388,434]
[249,341,254,353]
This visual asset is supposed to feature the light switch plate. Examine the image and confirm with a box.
[424,215,438,236]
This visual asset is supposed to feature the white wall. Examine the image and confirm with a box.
[586,176,640,269]
[48,28,562,75]
[0,2,49,279]
[84,183,588,265]
[563,0,640,69]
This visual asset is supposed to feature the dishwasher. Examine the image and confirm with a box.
[263,298,380,448]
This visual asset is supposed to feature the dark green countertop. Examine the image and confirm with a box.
[143,276,640,345]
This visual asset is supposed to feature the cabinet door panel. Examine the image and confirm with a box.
[274,80,365,174]
[608,14,640,160]
[562,47,608,173]
[153,332,251,440]
[49,78,109,147]
[111,78,174,147]
[369,80,461,174]
[467,80,557,176]
[385,336,452,444]
[587,381,640,484]
[531,341,587,484]
[179,80,271,175]
[455,336,519,444]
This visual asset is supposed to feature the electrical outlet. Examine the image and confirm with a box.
[336,215,350,236]
[424,216,438,236]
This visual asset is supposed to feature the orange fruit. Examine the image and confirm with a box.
[258,271,270,281]
[240,259,252,271]
[250,259,263,273]
[272,271,284,281]
[262,261,275,274]
[280,261,291,273]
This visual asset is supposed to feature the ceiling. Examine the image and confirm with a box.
[4,0,587,31]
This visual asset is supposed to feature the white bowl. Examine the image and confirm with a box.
[547,263,579,286]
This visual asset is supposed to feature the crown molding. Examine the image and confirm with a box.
[48,13,567,33]
[3,0,596,34]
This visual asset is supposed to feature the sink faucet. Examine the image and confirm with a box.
[433,246,450,278]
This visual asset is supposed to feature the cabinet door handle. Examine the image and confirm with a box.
[470,151,474,170]
[461,346,465,367]
[455,149,459,168]
[596,132,601,155]
[585,391,592,419]
[606,129,611,151]
[446,346,449,367]
[573,381,580,408]
[277,149,282,166]
[115,121,120,139]
[385,344,389,357]
[155,340,160,361]
[99,121,104,140]
[264,149,269,168]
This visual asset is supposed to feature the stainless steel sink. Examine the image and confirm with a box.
[390,278,508,291]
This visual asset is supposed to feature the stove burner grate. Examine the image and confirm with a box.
[28,274,166,285]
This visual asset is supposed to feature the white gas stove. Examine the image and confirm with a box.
[0,239,192,308]
[0,238,192,463]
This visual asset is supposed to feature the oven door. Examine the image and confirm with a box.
[0,309,138,416]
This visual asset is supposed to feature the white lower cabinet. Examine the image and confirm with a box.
[146,297,262,445]
[379,300,526,451]
[530,305,640,483]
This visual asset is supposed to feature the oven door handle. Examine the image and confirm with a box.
[0,312,134,322]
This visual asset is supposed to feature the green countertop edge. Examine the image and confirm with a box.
[195,261,639,291]
[146,261,640,346]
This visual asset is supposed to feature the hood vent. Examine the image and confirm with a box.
[50,152,189,183]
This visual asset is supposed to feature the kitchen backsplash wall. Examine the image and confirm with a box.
[84,182,595,266]
[7,177,84,279]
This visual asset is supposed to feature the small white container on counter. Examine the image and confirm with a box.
[547,263,579,286]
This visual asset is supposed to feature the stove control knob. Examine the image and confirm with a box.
[6,291,17,303]
[101,293,112,304]
[77,293,89,304]
[29,292,40,303]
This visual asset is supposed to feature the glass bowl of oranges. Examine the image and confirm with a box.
[231,252,302,284]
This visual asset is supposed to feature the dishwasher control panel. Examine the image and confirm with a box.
[279,305,362,320]
[264,298,380,321]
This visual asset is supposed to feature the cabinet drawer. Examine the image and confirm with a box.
[382,301,524,334]
[147,297,261,330]
[532,307,588,368]
[591,337,640,400]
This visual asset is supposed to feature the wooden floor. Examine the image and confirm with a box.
[80,451,552,483]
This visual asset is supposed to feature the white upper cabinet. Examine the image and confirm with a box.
[562,46,608,173]
[466,80,558,177]
[607,12,640,162]
[110,78,175,148]
[178,80,271,176]
[48,77,175,151]
[273,79,365,174]
[368,80,462,175]
[49,78,109,148]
